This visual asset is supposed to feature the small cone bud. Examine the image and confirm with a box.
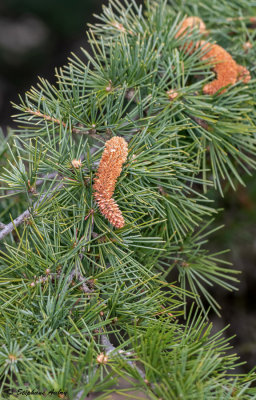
[72,159,82,168]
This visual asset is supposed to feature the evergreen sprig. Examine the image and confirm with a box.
[0,0,256,398]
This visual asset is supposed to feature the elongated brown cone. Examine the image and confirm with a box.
[200,41,251,94]
[93,136,128,229]
[175,17,251,95]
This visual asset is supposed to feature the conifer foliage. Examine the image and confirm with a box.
[0,0,256,398]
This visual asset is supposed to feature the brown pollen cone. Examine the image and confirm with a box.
[175,17,251,95]
[200,41,251,94]
[93,136,128,229]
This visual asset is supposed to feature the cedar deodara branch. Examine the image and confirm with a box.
[93,136,128,229]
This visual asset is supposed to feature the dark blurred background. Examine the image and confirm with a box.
[0,0,255,377]
[0,0,113,131]
[208,181,256,373]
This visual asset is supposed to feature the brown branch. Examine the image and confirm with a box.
[0,181,64,241]
[5,172,60,197]
[0,209,30,241]
[0,154,97,240]
[68,268,93,294]
[34,172,59,187]
[101,334,146,379]
[26,108,67,128]
[25,108,107,141]
[190,115,209,130]
[153,304,175,318]
[125,89,139,103]
[74,333,150,400]
[226,16,256,22]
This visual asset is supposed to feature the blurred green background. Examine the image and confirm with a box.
[0,0,255,374]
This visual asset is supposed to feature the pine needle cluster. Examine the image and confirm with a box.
[0,0,256,399]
